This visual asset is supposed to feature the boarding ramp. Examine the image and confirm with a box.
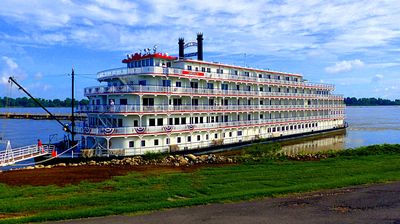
[0,142,55,167]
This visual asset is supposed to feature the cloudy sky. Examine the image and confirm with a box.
[0,0,399,99]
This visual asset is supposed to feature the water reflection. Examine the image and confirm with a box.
[280,132,345,156]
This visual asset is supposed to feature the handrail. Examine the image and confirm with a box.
[84,84,343,99]
[75,115,345,136]
[96,66,335,90]
[77,104,345,114]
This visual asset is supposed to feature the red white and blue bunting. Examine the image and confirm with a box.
[102,128,115,135]
[187,124,195,130]
[163,125,173,132]
[135,127,146,134]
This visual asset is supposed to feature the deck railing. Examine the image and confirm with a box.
[84,84,343,99]
[96,66,335,90]
[75,115,344,136]
[78,104,345,114]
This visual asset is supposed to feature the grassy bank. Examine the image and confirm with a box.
[1,144,400,223]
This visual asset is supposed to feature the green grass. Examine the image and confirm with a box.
[0,144,400,223]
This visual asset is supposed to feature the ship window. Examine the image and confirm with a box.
[247,86,251,91]
[248,99,251,105]
[154,139,159,146]
[236,85,240,90]
[206,134,209,140]
[268,87,272,92]
[187,136,191,142]
[206,67,211,73]
[187,65,192,70]
[157,118,163,126]
[197,135,201,141]
[129,141,134,148]
[260,114,264,119]
[181,117,186,124]
[294,78,298,82]
[195,67,199,71]
[141,140,146,147]
[195,117,199,124]
[207,83,214,89]
[286,88,290,93]
[139,80,147,86]
[214,133,218,139]
[278,88,281,92]
[149,119,156,126]
[142,60,146,67]
[209,99,214,105]
[174,117,180,125]
[286,77,290,81]
[258,74,262,78]
[244,71,249,76]
[146,59,150,66]
[192,98,198,106]
[277,76,280,80]
[176,81,181,87]
[267,74,271,79]
[166,138,170,145]
[220,69,223,74]
[173,98,182,106]
[221,84,228,90]
[162,80,171,87]
[201,67,206,72]
[134,120,139,127]
[224,115,228,122]
[166,62,171,67]
[260,87,263,91]
[237,131,242,136]
[118,119,123,127]
[190,82,198,88]
[120,99,127,105]
[143,98,154,106]
[229,132,232,137]
[177,137,181,143]
[149,58,154,66]
[260,100,264,105]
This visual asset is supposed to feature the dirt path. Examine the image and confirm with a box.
[49,181,400,224]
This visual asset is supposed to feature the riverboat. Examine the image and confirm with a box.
[76,33,345,156]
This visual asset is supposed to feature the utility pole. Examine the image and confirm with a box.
[71,67,75,143]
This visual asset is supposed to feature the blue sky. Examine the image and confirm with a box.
[0,0,399,100]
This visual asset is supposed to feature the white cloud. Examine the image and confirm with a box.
[371,74,384,83]
[325,59,365,74]
[2,56,18,70]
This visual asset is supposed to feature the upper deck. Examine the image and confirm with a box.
[96,65,334,90]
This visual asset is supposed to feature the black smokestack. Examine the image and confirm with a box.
[197,33,203,61]
[178,37,184,59]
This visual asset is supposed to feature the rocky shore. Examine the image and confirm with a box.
[16,153,237,171]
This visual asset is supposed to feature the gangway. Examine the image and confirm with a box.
[0,141,55,167]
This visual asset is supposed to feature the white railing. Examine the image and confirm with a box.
[76,115,344,136]
[96,66,335,90]
[0,144,55,166]
[78,104,345,114]
[84,85,343,99]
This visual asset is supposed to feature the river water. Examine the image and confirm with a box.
[0,106,399,152]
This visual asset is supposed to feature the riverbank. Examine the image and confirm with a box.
[0,144,399,223]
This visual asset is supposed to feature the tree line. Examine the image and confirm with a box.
[0,97,89,107]
[345,97,400,106]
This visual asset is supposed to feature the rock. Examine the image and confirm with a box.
[186,154,197,161]
[57,163,66,167]
[88,160,97,165]
[25,166,35,170]
[45,165,52,168]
